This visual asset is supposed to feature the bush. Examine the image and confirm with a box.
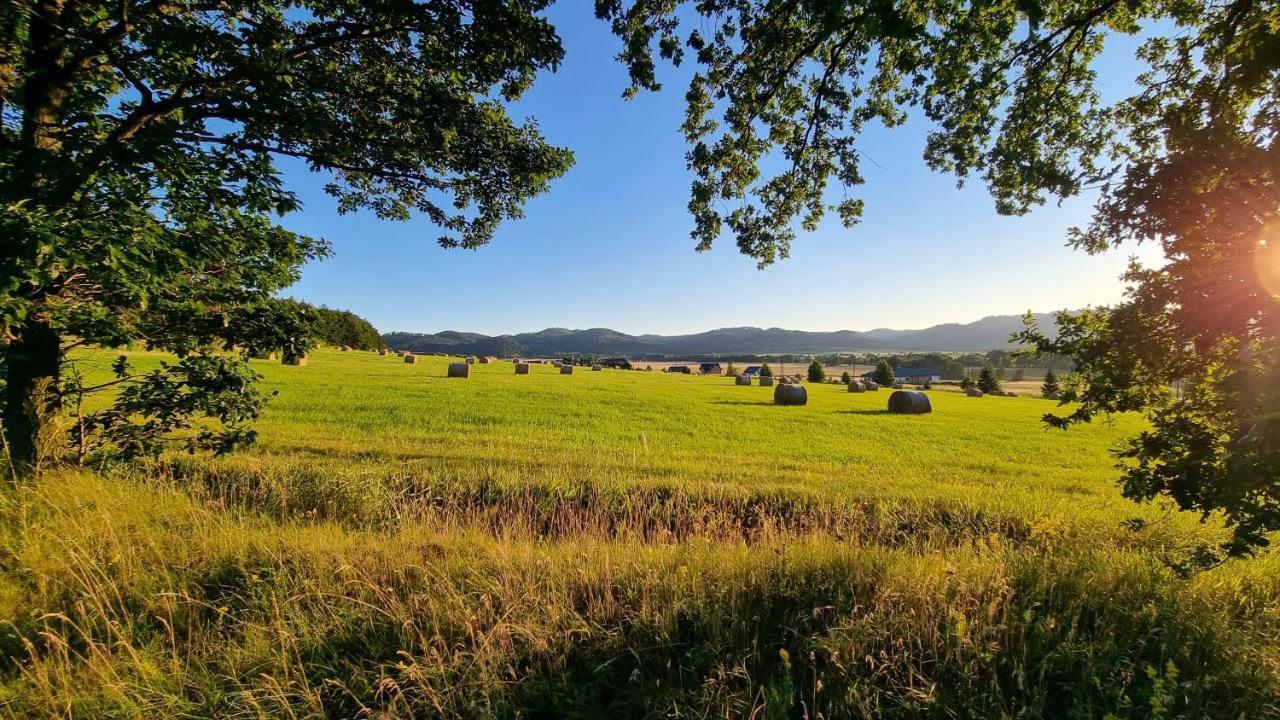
[841,371,851,384]
[759,363,773,378]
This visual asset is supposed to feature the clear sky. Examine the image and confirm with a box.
[279,5,1162,337]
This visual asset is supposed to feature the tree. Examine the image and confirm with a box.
[807,359,825,383]
[1,1,573,472]
[977,366,1001,394]
[840,370,851,384]
[299,303,386,351]
[1042,370,1061,398]
[726,361,738,377]
[601,1,1280,557]
[872,361,894,387]
[759,363,772,378]
[960,375,976,390]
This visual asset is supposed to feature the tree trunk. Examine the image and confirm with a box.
[4,320,62,475]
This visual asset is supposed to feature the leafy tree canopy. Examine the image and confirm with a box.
[1,0,573,471]
[599,0,1280,557]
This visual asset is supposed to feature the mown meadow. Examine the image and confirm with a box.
[1,349,1277,718]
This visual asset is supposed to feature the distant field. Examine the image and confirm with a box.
[3,349,1276,718]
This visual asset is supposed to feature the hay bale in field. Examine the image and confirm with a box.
[892,383,905,389]
[773,382,808,406]
[477,356,491,364]
[340,345,351,352]
[403,353,418,364]
[888,390,932,414]
[759,376,774,387]
[515,363,530,374]
[378,349,388,356]
[552,360,563,367]
[283,353,308,367]
[251,350,277,360]
[965,388,984,397]
[864,381,879,391]
[1006,390,1019,397]
[465,355,477,364]
[735,375,752,386]
[560,364,574,375]
[592,364,602,371]
[847,381,865,393]
[1046,391,1062,400]
[447,362,469,378]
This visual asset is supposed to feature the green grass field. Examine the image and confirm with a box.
[2,349,1277,718]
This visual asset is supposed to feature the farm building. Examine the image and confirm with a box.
[699,362,723,375]
[862,367,942,384]
[667,365,692,374]
[741,365,762,377]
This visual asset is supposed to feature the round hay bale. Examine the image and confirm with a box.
[560,364,574,375]
[340,345,351,352]
[916,384,928,390]
[252,350,277,360]
[847,381,865,393]
[759,376,774,387]
[400,350,412,358]
[447,362,470,378]
[282,353,308,367]
[965,388,984,397]
[403,353,418,364]
[552,360,563,367]
[1045,391,1062,400]
[888,390,932,414]
[592,364,602,371]
[773,383,808,406]
[465,355,477,364]
[864,381,879,391]
[378,349,388,356]
[478,356,491,364]
[1006,390,1019,397]
[735,375,752,386]
[892,383,905,389]
[515,362,530,375]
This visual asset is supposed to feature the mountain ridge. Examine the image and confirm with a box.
[383,312,1061,357]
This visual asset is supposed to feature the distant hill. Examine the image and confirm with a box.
[383,312,1062,356]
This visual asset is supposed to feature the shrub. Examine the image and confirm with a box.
[841,371,851,384]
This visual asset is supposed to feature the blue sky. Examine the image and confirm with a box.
[279,6,1162,336]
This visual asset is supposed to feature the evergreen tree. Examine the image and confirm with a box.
[978,366,1001,394]
[807,360,825,383]
[960,375,975,390]
[1042,370,1062,398]
[872,361,894,387]
[841,371,851,384]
